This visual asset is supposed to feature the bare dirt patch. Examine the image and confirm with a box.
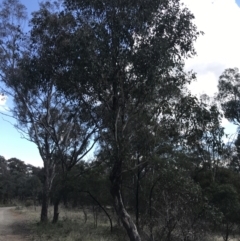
[0,207,30,241]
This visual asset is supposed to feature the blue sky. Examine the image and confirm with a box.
[0,0,42,166]
[0,0,240,167]
[19,0,40,21]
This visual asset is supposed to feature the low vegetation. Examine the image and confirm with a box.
[16,206,127,241]
[13,205,240,241]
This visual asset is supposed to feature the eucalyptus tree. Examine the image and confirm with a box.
[5,75,97,222]
[115,92,225,237]
[217,68,240,126]
[15,0,201,239]
[216,68,240,172]
[181,97,225,181]
[0,0,97,222]
[0,0,27,82]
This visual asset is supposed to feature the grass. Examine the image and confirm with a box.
[18,205,240,241]
[16,205,127,241]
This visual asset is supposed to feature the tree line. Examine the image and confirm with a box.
[1,0,240,240]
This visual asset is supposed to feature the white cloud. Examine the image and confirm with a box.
[183,0,240,97]
[182,0,240,135]
[189,71,218,96]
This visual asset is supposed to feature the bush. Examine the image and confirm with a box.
[25,200,34,207]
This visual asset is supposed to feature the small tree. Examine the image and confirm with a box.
[0,0,96,222]
[5,78,97,222]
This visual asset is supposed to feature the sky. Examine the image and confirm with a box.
[0,0,240,167]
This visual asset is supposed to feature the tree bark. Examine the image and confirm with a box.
[111,178,141,241]
[109,79,141,240]
[52,197,60,223]
[107,156,139,238]
[40,179,49,222]
[41,164,54,222]
[135,159,140,228]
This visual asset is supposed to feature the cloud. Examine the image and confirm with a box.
[182,0,240,97]
[182,0,240,135]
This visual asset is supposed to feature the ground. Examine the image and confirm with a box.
[0,207,30,241]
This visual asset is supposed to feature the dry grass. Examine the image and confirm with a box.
[15,205,127,241]
[212,237,240,241]
[16,205,240,241]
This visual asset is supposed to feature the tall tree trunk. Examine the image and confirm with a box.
[41,163,54,222]
[110,156,141,241]
[41,177,50,222]
[111,183,141,241]
[135,158,140,228]
[52,197,60,223]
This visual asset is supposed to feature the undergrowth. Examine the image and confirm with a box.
[21,206,127,241]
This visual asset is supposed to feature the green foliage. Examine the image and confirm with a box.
[144,165,210,240]
[217,68,240,125]
[211,184,240,222]
[0,155,42,205]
